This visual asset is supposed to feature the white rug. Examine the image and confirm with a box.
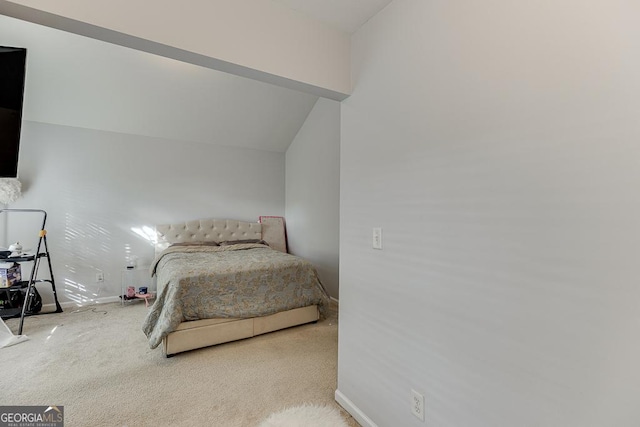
[258,404,348,427]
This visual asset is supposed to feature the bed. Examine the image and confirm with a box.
[142,218,329,356]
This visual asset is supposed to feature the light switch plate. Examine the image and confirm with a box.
[373,227,382,249]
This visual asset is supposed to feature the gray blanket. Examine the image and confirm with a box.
[142,244,329,349]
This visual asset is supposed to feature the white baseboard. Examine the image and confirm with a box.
[330,296,339,304]
[42,295,121,311]
[335,389,378,427]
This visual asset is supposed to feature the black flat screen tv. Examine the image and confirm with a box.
[0,46,27,178]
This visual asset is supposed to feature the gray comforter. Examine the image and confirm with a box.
[142,244,329,349]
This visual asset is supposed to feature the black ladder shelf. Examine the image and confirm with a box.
[0,209,63,334]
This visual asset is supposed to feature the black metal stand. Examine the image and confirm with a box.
[0,209,63,334]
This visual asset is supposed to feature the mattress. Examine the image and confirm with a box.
[142,243,329,349]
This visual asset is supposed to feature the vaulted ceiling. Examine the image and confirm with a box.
[0,14,318,152]
[272,0,392,33]
[0,1,392,151]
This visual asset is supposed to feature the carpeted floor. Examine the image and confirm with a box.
[1,300,358,427]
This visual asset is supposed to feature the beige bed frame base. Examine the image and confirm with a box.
[163,305,319,357]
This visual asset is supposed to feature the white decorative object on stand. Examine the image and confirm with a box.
[0,178,22,205]
[9,242,22,253]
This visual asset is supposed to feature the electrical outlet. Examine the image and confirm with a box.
[96,272,104,282]
[411,389,425,422]
[373,227,382,249]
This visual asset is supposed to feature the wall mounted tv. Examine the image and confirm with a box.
[0,46,27,178]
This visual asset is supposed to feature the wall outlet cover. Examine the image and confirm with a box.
[411,389,425,422]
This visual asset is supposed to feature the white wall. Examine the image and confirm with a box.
[285,98,340,298]
[3,121,284,307]
[1,0,351,99]
[338,1,640,426]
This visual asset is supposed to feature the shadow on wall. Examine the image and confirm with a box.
[61,212,113,305]
[60,214,159,305]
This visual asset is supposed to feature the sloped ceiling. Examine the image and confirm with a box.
[1,1,391,151]
[272,0,392,33]
[0,14,318,152]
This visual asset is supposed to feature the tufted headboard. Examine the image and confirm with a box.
[155,218,262,253]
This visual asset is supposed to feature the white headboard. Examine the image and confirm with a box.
[155,218,262,252]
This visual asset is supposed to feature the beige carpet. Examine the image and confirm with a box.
[1,301,358,427]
